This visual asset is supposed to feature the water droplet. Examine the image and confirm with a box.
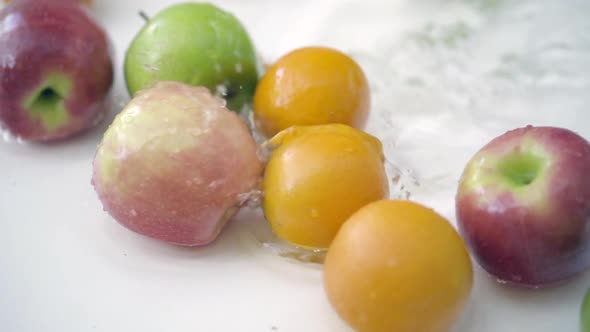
[188,128,202,136]
[1,129,16,143]
[144,63,159,73]
[214,63,222,73]
[130,209,137,217]
[215,84,228,97]
[240,216,326,264]
[208,179,224,189]
[237,189,264,208]
[121,114,133,124]
[255,145,272,163]
[235,63,243,73]
[261,241,327,264]
[310,209,319,218]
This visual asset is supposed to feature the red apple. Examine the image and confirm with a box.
[2,0,93,5]
[456,126,590,288]
[92,81,264,246]
[0,0,113,141]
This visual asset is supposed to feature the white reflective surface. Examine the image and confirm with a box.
[1,0,588,331]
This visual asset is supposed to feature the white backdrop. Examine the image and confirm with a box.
[1,0,589,331]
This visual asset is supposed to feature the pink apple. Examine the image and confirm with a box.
[456,125,590,288]
[0,0,113,141]
[92,81,264,246]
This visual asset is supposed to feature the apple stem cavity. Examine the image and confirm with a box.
[23,73,72,131]
[29,88,65,129]
[498,153,544,186]
[39,88,61,104]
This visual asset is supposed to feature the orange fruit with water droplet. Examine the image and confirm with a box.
[253,47,370,138]
[324,200,473,332]
[262,124,388,249]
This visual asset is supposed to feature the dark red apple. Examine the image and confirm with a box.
[3,0,93,5]
[456,126,590,288]
[0,0,113,141]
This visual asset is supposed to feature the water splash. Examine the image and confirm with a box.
[345,0,590,198]
[243,106,269,146]
[241,214,327,265]
[0,127,24,145]
[237,188,264,209]
[387,162,419,200]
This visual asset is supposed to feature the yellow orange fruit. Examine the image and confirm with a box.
[324,200,473,332]
[253,47,370,138]
[262,124,389,249]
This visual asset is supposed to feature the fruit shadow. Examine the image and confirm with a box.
[100,212,252,263]
[97,207,323,297]
[452,263,590,331]
[485,268,590,302]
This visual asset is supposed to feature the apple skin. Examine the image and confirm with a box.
[0,0,113,141]
[2,0,92,5]
[456,126,590,288]
[124,3,259,113]
[92,81,264,246]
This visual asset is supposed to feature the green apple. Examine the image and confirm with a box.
[124,2,259,112]
[583,288,590,332]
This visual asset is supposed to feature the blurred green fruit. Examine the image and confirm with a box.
[582,287,590,332]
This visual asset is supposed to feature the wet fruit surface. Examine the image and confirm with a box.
[262,124,388,249]
[0,0,113,141]
[324,200,473,332]
[456,126,590,287]
[92,81,263,246]
[124,3,259,112]
[253,46,370,138]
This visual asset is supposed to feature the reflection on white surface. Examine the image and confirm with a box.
[0,0,588,332]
